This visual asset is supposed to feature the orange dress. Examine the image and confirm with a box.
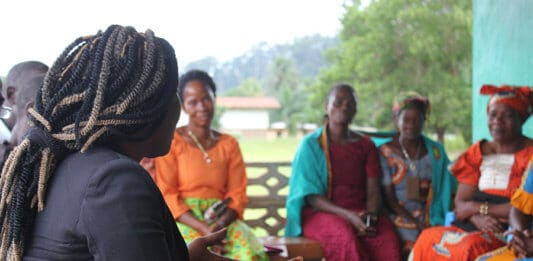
[148,131,267,260]
[477,155,533,260]
[152,131,248,219]
[411,141,533,261]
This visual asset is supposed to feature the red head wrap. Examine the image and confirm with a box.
[480,85,533,121]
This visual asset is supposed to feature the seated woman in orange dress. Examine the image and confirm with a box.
[475,90,533,261]
[149,70,267,261]
[410,85,533,261]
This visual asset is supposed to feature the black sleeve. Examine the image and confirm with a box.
[79,158,178,261]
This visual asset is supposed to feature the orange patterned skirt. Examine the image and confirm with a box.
[411,226,506,261]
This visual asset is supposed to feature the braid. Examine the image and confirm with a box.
[0,25,178,260]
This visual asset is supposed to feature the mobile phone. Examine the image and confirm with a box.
[264,245,283,254]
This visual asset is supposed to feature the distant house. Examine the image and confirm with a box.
[177,96,282,139]
[216,96,281,139]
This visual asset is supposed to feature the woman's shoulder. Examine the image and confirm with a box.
[378,142,399,157]
[515,138,533,160]
[80,148,147,176]
[452,140,484,169]
[462,140,484,156]
[354,132,377,147]
[215,131,242,150]
[173,127,187,141]
[422,136,444,148]
[63,147,137,169]
[216,131,235,143]
[521,138,533,153]
[168,127,188,150]
[56,148,153,194]
[82,150,159,197]
[479,138,533,157]
[420,136,449,160]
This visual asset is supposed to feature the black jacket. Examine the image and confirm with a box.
[24,147,188,260]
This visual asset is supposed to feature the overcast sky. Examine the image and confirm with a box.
[0,0,346,76]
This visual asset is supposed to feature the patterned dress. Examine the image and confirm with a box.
[379,144,433,252]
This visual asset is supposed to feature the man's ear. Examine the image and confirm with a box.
[6,86,16,102]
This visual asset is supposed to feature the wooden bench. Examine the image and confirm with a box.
[244,162,324,261]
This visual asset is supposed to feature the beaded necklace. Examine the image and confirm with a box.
[399,139,421,173]
[188,130,212,164]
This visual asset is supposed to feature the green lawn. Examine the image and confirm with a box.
[239,137,300,162]
[239,135,468,163]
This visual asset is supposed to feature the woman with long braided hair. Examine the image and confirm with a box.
[0,25,226,260]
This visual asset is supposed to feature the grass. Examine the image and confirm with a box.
[239,134,469,163]
[427,134,469,161]
[238,137,300,162]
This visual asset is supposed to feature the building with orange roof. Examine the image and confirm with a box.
[177,96,283,139]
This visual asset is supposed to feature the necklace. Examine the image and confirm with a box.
[188,130,212,164]
[399,139,421,172]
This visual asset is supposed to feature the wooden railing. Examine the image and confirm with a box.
[244,162,291,236]
[244,162,325,260]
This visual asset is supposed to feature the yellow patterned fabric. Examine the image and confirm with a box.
[177,198,267,261]
[475,246,517,261]
[511,157,533,215]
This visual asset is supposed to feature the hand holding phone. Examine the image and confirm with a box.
[363,213,378,237]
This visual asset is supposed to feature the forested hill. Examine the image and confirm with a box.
[183,34,337,92]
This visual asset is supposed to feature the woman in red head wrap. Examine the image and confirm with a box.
[481,85,533,122]
[411,85,533,261]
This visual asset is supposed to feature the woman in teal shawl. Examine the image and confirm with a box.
[285,83,401,260]
[376,92,457,257]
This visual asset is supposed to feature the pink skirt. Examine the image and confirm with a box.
[301,207,401,261]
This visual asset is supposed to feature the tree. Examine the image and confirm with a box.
[265,57,299,95]
[184,35,336,93]
[183,56,219,76]
[311,0,472,143]
[222,78,264,97]
[266,57,308,134]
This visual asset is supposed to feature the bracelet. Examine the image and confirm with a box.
[479,202,489,216]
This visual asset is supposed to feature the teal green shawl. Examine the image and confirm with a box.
[285,127,329,237]
[375,134,457,226]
